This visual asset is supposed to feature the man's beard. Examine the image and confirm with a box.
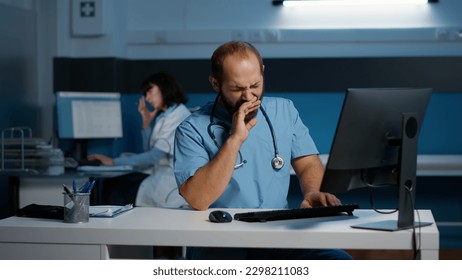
[219,90,264,123]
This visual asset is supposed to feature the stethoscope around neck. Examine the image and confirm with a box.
[207,95,284,170]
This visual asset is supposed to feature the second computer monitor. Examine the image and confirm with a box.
[56,91,123,139]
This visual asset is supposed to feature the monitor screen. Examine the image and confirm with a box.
[56,92,123,139]
[320,88,432,231]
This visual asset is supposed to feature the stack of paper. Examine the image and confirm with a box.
[89,204,133,218]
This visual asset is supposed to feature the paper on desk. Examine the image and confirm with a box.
[89,204,133,218]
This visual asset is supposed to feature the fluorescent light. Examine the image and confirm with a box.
[276,0,433,7]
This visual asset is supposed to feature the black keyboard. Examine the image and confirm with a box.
[78,159,101,166]
[234,203,359,222]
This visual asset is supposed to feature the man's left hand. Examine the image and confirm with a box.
[300,191,341,208]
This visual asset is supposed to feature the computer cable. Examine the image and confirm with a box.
[360,170,398,215]
[405,186,422,260]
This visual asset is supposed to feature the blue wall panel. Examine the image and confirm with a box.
[184,91,462,155]
[79,91,462,158]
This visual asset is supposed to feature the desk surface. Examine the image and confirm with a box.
[0,208,439,252]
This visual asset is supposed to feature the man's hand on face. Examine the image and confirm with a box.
[231,95,261,143]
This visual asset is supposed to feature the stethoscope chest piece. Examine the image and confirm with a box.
[272,155,284,170]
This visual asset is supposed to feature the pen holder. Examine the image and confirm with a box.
[63,192,90,223]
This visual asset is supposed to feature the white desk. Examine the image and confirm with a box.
[0,208,438,260]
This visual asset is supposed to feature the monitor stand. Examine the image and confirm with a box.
[351,220,433,232]
[352,113,433,231]
[74,139,88,162]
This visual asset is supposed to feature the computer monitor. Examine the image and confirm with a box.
[56,91,123,159]
[320,88,432,231]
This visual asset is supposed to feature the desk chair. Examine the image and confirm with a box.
[101,172,148,205]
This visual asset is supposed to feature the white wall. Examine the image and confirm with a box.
[59,0,462,59]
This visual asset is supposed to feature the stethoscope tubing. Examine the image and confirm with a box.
[208,95,284,170]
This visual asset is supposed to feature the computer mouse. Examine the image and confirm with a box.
[209,210,232,223]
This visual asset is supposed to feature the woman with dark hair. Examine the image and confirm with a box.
[89,72,191,208]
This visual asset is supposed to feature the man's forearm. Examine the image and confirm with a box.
[179,136,242,210]
[292,155,324,197]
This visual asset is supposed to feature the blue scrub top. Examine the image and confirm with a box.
[174,97,318,209]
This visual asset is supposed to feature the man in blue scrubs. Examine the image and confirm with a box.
[174,41,352,260]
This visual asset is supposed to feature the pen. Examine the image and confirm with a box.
[77,178,96,193]
[86,178,96,193]
[63,184,75,207]
[63,184,75,202]
[78,181,90,193]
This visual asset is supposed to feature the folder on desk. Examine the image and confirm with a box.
[17,204,64,220]
[89,204,133,218]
